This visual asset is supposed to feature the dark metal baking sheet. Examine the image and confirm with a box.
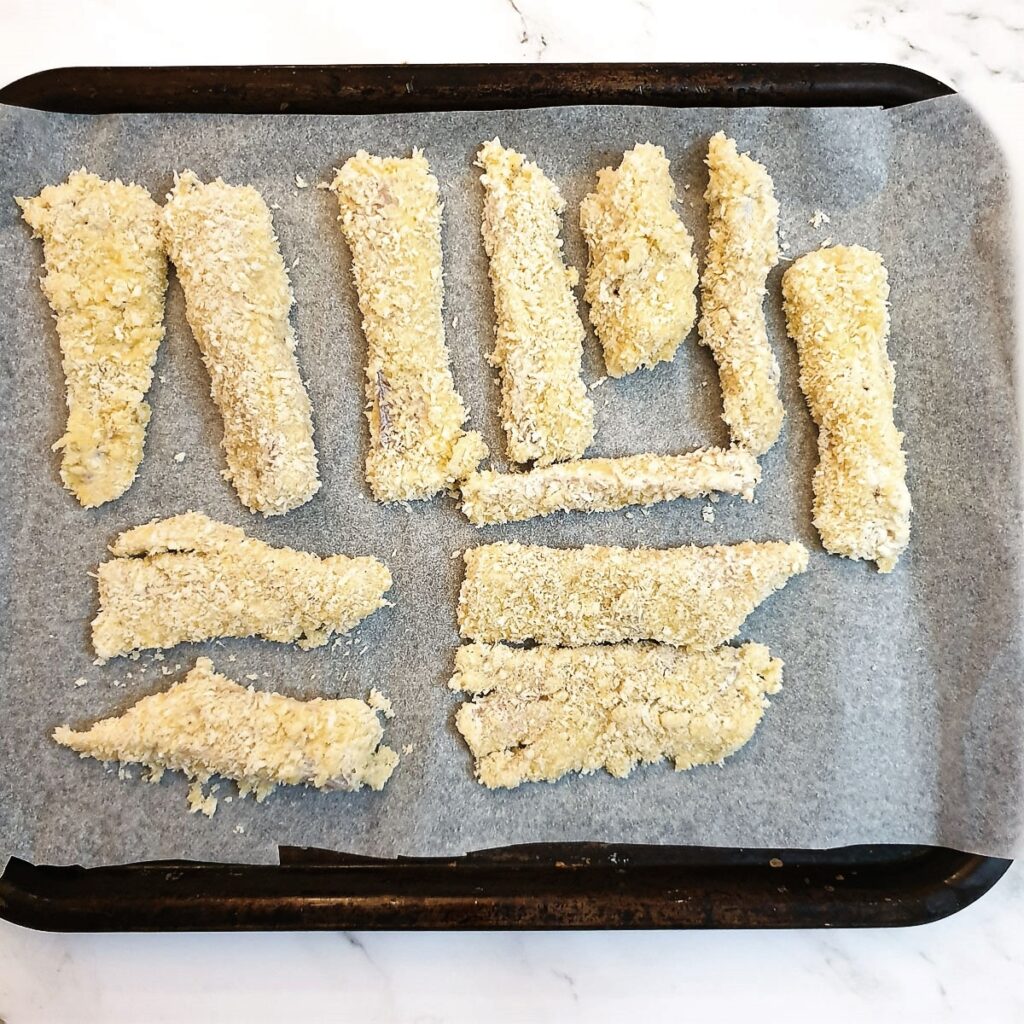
[0,62,1008,931]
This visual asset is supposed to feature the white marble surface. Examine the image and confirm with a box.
[1,0,1023,1020]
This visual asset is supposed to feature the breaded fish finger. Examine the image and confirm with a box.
[580,143,698,376]
[477,139,595,465]
[92,512,391,659]
[162,171,319,516]
[17,170,167,507]
[54,657,398,813]
[782,245,910,572]
[459,445,759,525]
[332,150,487,501]
[458,540,808,648]
[451,642,782,789]
[699,133,784,454]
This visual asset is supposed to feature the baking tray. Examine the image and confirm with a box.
[0,62,1010,931]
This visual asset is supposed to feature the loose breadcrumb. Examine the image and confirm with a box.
[579,143,698,376]
[451,642,782,788]
[459,446,759,525]
[161,171,320,516]
[699,133,784,454]
[332,150,487,501]
[782,245,910,572]
[17,170,167,507]
[477,139,595,465]
[458,540,808,648]
[367,687,395,719]
[54,657,398,811]
[92,512,391,659]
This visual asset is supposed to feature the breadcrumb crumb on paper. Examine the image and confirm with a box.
[459,446,759,525]
[782,245,910,572]
[458,540,808,648]
[367,687,395,719]
[476,139,595,465]
[53,657,398,811]
[580,143,698,377]
[699,133,784,454]
[161,171,320,516]
[332,150,487,501]
[17,170,168,508]
[450,642,782,788]
[92,512,392,659]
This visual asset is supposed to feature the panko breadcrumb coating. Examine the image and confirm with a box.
[458,540,808,648]
[459,445,759,525]
[54,657,398,814]
[17,170,167,508]
[451,642,782,788]
[332,150,487,501]
[477,139,595,465]
[580,143,698,376]
[92,512,391,659]
[782,245,910,572]
[699,133,784,454]
[162,171,320,516]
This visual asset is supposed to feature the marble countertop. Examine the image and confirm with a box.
[1,1,1022,1020]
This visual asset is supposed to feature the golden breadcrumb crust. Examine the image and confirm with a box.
[17,170,167,507]
[459,445,759,525]
[477,139,595,465]
[161,171,320,516]
[451,642,782,788]
[580,143,698,377]
[54,657,397,813]
[458,540,808,648]
[92,512,391,659]
[782,245,910,572]
[332,150,487,501]
[698,133,784,454]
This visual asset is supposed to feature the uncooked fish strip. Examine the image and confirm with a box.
[332,150,487,501]
[782,245,910,572]
[54,657,398,813]
[451,642,782,789]
[459,446,759,525]
[92,512,391,659]
[477,139,595,465]
[580,143,698,376]
[17,170,167,507]
[161,171,319,515]
[458,540,808,648]
[699,133,784,454]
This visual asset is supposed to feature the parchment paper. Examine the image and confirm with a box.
[0,95,1020,868]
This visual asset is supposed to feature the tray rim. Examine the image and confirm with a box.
[0,60,954,113]
[0,60,1007,933]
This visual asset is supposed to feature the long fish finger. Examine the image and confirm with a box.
[54,657,398,812]
[332,150,487,501]
[92,512,391,659]
[477,139,594,465]
[17,170,167,507]
[699,133,784,454]
[782,245,910,572]
[162,171,320,516]
[451,642,782,788]
[459,446,759,525]
[458,540,808,648]
[580,143,698,376]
